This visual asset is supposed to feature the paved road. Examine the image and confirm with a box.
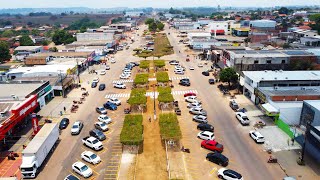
[165,25,286,180]
[37,27,144,180]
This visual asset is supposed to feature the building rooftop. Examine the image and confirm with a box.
[243,70,320,82]
[188,32,211,37]
[0,82,44,100]
[15,46,42,51]
[259,86,320,97]
[30,51,93,57]
[230,50,313,58]
[304,100,320,111]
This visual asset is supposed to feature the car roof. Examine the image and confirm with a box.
[97,106,105,109]
[224,169,242,178]
[99,114,107,117]
[253,131,264,137]
[236,112,246,116]
[208,152,228,160]
[74,161,86,167]
[206,140,217,145]
[83,151,94,156]
[73,121,81,125]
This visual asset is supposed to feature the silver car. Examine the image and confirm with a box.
[189,107,207,116]
[193,115,208,123]
[187,102,202,108]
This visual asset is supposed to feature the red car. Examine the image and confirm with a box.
[184,92,197,97]
[201,140,223,153]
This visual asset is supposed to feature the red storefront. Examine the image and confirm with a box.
[0,95,38,143]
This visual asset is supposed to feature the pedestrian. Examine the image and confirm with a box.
[287,138,290,146]
[149,117,151,122]
[291,138,295,146]
[63,106,66,112]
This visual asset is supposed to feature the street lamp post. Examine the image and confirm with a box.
[58,70,65,98]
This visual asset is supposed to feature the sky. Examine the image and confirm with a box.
[0,0,319,9]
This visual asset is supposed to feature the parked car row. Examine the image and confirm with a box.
[174,64,186,75]
[119,62,139,79]
[182,92,244,180]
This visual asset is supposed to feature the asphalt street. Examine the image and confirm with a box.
[165,25,286,180]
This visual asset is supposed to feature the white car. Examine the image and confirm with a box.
[110,58,116,63]
[108,98,121,106]
[92,77,99,83]
[175,65,185,70]
[114,82,126,89]
[105,65,110,70]
[198,63,204,67]
[169,60,179,65]
[94,122,109,132]
[197,131,215,140]
[189,66,195,70]
[120,74,130,79]
[175,69,184,75]
[98,115,112,124]
[235,112,250,125]
[72,161,93,178]
[123,70,131,74]
[71,121,83,135]
[249,130,265,143]
[100,70,106,75]
[187,102,202,108]
[185,96,199,103]
[217,168,243,180]
[81,151,101,165]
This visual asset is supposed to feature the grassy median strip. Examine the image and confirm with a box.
[128,88,147,105]
[154,60,166,68]
[154,33,174,56]
[120,115,143,145]
[139,60,150,69]
[159,113,182,140]
[156,71,169,83]
[158,86,174,103]
[134,73,149,85]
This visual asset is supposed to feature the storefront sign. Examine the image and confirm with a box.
[11,95,38,120]
[37,85,52,97]
[254,88,266,103]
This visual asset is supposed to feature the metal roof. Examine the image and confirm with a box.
[243,70,320,82]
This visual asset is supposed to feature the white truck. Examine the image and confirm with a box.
[20,123,59,178]
[82,136,103,151]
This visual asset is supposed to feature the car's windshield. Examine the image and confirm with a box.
[90,154,97,159]
[72,125,78,128]
[97,131,104,136]
[80,165,88,171]
[92,139,99,144]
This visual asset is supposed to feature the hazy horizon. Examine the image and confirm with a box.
[0,0,319,9]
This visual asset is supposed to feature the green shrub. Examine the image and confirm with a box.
[158,86,171,94]
[120,115,143,145]
[159,113,182,140]
[156,72,169,83]
[154,60,165,68]
[134,73,149,85]
[158,86,173,103]
[139,60,150,69]
[128,88,147,105]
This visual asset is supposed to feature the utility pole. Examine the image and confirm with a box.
[76,58,81,84]
[58,70,65,98]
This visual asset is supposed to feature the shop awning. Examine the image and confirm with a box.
[262,103,279,114]
[211,29,225,34]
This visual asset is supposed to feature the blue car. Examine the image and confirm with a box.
[103,102,117,110]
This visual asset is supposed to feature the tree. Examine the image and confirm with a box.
[19,35,35,46]
[41,40,50,46]
[148,22,157,32]
[219,67,238,87]
[145,18,154,25]
[52,30,75,45]
[49,47,58,52]
[31,29,40,36]
[1,30,14,37]
[278,7,289,15]
[157,22,165,31]
[0,41,11,63]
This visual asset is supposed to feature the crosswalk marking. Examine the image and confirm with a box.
[105,90,198,99]
[169,76,189,80]
[171,90,198,95]
[105,93,130,98]
[112,79,133,84]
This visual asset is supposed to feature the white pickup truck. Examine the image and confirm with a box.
[82,136,103,151]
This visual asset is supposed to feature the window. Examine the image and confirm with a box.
[281,60,286,64]
[266,60,271,64]
[254,60,259,64]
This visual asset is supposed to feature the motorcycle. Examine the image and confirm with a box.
[267,156,278,163]
[181,146,190,153]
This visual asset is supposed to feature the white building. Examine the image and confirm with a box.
[189,39,221,50]
[187,32,211,40]
[76,32,114,42]
[242,71,320,102]
[249,20,276,29]
[208,20,240,35]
